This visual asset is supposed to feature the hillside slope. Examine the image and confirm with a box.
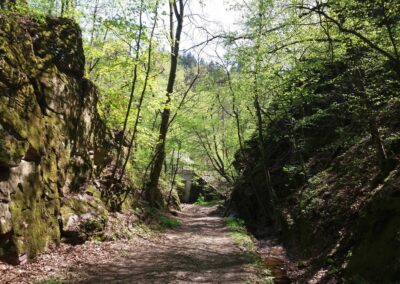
[232,90,400,283]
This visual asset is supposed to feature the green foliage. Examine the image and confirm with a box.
[145,207,180,230]
[194,195,223,207]
[158,215,180,229]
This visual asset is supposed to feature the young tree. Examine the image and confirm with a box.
[111,0,145,180]
[147,0,185,207]
[119,0,160,181]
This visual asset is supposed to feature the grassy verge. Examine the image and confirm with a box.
[225,216,275,283]
[225,216,255,251]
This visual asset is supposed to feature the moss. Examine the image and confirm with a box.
[144,207,180,231]
[60,193,109,243]
[8,162,60,259]
[61,195,109,224]
[119,194,136,212]
[0,13,125,262]
[79,218,105,241]
[0,129,29,166]
[85,185,101,199]
[41,154,59,184]
[194,195,223,207]
[225,217,255,251]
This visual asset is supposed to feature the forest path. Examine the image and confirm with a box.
[75,204,263,283]
[1,204,265,283]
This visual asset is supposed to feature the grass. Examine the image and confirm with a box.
[194,195,223,207]
[225,216,255,251]
[225,217,275,283]
[158,215,180,229]
[145,207,181,230]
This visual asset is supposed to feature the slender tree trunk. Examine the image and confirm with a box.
[225,66,245,155]
[352,68,388,169]
[254,96,276,199]
[48,0,56,15]
[61,0,65,16]
[253,0,279,227]
[147,0,185,207]
[167,142,181,206]
[87,0,100,72]
[119,1,159,181]
[111,0,144,180]
[369,118,388,168]
[195,131,233,184]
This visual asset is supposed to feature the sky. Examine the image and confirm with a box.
[161,0,243,60]
[193,0,238,32]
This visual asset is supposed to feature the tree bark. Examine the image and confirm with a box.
[147,0,184,207]
[119,1,159,181]
[111,0,145,180]
[352,68,388,169]
[252,0,279,227]
[167,142,181,206]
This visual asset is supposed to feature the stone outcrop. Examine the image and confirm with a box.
[0,15,112,263]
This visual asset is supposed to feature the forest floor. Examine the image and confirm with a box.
[1,205,275,283]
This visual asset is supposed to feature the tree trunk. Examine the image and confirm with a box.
[352,68,388,169]
[147,0,184,207]
[254,94,276,219]
[111,0,144,180]
[251,0,279,227]
[119,1,159,182]
[167,143,181,206]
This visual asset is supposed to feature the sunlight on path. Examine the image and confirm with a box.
[76,205,261,283]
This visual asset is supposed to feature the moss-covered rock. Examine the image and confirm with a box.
[60,191,108,244]
[0,14,113,263]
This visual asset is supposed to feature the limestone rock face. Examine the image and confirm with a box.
[0,15,112,263]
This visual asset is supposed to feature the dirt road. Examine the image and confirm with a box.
[76,204,262,283]
[1,204,268,283]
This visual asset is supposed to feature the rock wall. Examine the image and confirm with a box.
[0,15,112,263]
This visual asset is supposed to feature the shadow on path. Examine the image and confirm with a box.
[74,205,260,284]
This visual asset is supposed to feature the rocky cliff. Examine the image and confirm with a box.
[0,15,113,264]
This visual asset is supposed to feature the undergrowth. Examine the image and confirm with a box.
[158,215,180,229]
[145,207,180,230]
[225,217,275,283]
[194,195,223,207]
[225,216,255,251]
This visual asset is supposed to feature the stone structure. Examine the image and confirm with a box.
[180,170,194,203]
